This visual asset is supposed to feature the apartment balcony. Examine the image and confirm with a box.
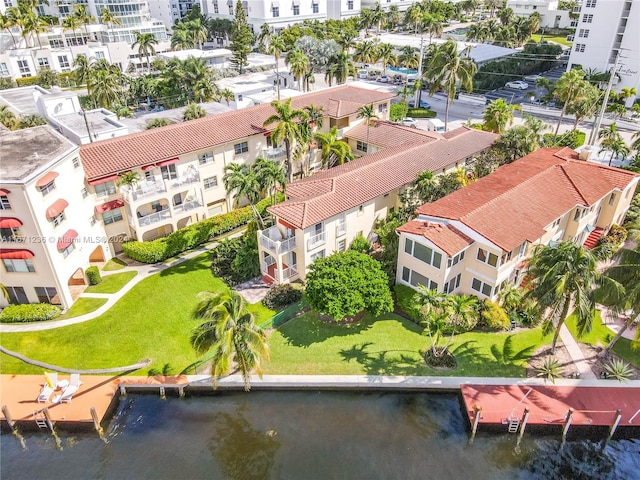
[173,199,203,214]
[121,180,166,203]
[167,171,200,190]
[307,231,326,250]
[259,226,297,254]
[262,258,299,284]
[335,220,347,237]
[262,147,286,161]
[129,209,171,228]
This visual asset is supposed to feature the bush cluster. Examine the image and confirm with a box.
[210,222,260,286]
[122,198,272,263]
[406,108,437,118]
[86,266,102,285]
[263,284,303,309]
[479,300,510,330]
[0,303,61,323]
[543,130,586,149]
[394,284,421,324]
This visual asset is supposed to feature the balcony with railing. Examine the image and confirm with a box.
[262,147,286,161]
[167,170,200,190]
[173,199,203,214]
[307,230,326,250]
[258,226,297,255]
[121,180,166,203]
[135,209,171,227]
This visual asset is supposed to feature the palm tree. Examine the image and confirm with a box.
[73,4,95,42]
[353,39,380,66]
[552,68,587,137]
[525,242,600,354]
[357,104,379,153]
[219,88,234,106]
[370,2,384,35]
[421,13,443,43]
[482,98,522,133]
[426,41,477,131]
[263,98,306,183]
[386,5,401,31]
[497,6,515,24]
[99,7,121,42]
[171,23,194,50]
[314,126,354,169]
[254,157,286,205]
[325,51,355,86]
[5,7,24,48]
[133,32,158,73]
[183,102,206,121]
[188,19,208,49]
[398,46,419,69]
[445,294,479,332]
[0,12,19,49]
[266,35,285,100]
[88,62,121,108]
[62,14,82,63]
[193,77,218,103]
[405,3,423,35]
[485,0,502,17]
[191,291,269,391]
[600,138,630,166]
[595,245,640,356]
[223,163,264,227]
[414,170,440,203]
[285,48,308,91]
[377,43,397,76]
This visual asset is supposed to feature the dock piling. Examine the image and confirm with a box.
[159,386,166,399]
[42,408,63,450]
[90,407,107,443]
[607,409,623,442]
[469,405,482,443]
[516,407,530,448]
[119,385,126,396]
[3,405,26,449]
[178,386,185,397]
[561,408,574,446]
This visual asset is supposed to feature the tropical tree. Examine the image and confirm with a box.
[222,163,264,227]
[219,88,234,106]
[62,14,82,62]
[426,40,477,131]
[187,18,208,49]
[377,43,397,76]
[266,35,285,100]
[356,104,379,154]
[0,12,19,49]
[0,104,19,130]
[353,39,380,66]
[421,12,444,43]
[99,7,121,42]
[73,4,95,41]
[230,0,253,74]
[285,48,309,91]
[146,118,172,129]
[525,242,600,354]
[325,51,355,86]
[263,98,306,183]
[171,24,194,50]
[405,3,424,35]
[254,157,286,205]
[497,6,515,25]
[314,126,354,169]
[190,290,269,390]
[482,98,521,133]
[88,61,122,108]
[386,5,401,31]
[552,68,588,137]
[600,138,630,166]
[398,45,419,69]
[183,102,206,121]
[133,32,158,73]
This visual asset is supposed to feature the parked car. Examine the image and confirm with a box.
[400,117,419,128]
[377,75,389,83]
[408,99,431,109]
[524,74,543,82]
[357,70,368,79]
[505,80,529,90]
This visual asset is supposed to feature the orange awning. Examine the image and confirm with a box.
[0,248,34,259]
[35,171,59,187]
[57,229,78,250]
[95,199,125,213]
[157,158,179,167]
[142,164,157,170]
[0,188,10,195]
[0,217,22,228]
[88,175,119,186]
[45,199,69,218]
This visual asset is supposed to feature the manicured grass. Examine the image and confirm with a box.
[102,258,128,271]
[84,271,138,294]
[58,297,107,320]
[530,34,572,46]
[407,108,437,118]
[0,253,275,375]
[566,311,640,368]
[264,312,550,377]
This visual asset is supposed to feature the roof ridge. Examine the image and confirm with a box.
[557,163,590,205]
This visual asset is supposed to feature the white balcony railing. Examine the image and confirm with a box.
[137,209,171,227]
[168,172,200,190]
[307,231,326,249]
[335,220,347,236]
[122,181,166,202]
[258,226,297,254]
[280,266,298,279]
[262,147,286,161]
[173,199,203,213]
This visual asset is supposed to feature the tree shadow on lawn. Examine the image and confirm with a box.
[277,313,373,348]
[158,253,212,277]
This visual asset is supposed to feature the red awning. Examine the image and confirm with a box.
[142,164,157,170]
[95,199,125,213]
[0,188,10,195]
[0,248,34,259]
[279,219,297,231]
[35,171,59,188]
[57,229,78,250]
[45,199,69,218]
[156,158,179,167]
[88,174,119,186]
[0,217,23,228]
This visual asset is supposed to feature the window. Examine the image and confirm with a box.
[471,277,493,297]
[102,208,123,225]
[234,141,248,155]
[443,274,461,294]
[518,242,527,257]
[404,238,442,269]
[574,43,586,53]
[161,164,178,180]
[578,29,590,38]
[377,103,387,113]
[6,286,28,304]
[0,63,8,76]
[37,57,49,67]
[60,243,75,258]
[81,188,88,199]
[40,181,56,196]
[229,5,233,14]
[3,258,35,273]
[582,13,593,23]
[447,250,465,267]
[204,176,218,189]
[356,140,368,152]
[272,6,279,16]
[0,195,10,210]
[51,211,65,228]
[501,250,512,266]
[17,60,31,76]
[310,249,325,262]
[72,157,80,169]
[35,287,59,304]
[95,51,105,60]
[94,181,116,197]
[57,55,70,70]
[198,151,213,165]
[293,4,299,14]
[402,267,438,290]
[573,208,582,221]
[312,2,318,12]
[358,204,364,216]
[552,217,561,228]
[347,0,353,9]
[214,2,219,13]
[608,192,616,205]
[1,226,20,241]
[585,0,596,6]
[476,248,498,267]
[337,238,346,251]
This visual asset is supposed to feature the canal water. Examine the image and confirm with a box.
[2,391,639,480]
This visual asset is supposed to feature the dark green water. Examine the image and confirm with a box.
[2,391,639,480]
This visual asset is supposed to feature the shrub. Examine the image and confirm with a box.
[406,108,437,118]
[263,284,303,309]
[603,224,627,245]
[122,197,272,263]
[86,266,102,285]
[0,303,61,323]
[542,130,586,148]
[479,300,510,330]
[146,118,173,129]
[394,284,421,323]
[0,77,16,90]
[210,237,245,285]
[390,103,409,122]
[349,234,371,254]
[15,77,40,87]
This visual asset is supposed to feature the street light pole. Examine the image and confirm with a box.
[414,34,425,108]
[587,50,621,148]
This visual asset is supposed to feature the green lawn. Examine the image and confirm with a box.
[84,271,137,294]
[0,253,275,375]
[530,34,572,46]
[58,297,107,320]
[102,258,128,271]
[264,312,550,377]
[566,311,640,368]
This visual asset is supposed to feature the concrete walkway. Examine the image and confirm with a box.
[558,324,597,380]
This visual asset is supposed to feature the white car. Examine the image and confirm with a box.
[400,117,418,128]
[505,80,529,90]
[524,74,543,82]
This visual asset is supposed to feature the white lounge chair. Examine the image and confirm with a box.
[37,372,57,403]
[59,373,82,403]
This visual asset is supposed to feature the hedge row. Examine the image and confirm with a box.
[406,108,438,119]
[0,303,61,323]
[122,198,272,263]
[86,266,102,285]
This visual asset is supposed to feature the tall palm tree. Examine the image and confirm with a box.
[0,12,19,49]
[426,40,477,131]
[600,138,630,166]
[100,7,122,42]
[171,23,194,50]
[5,7,24,47]
[187,18,208,49]
[485,0,503,17]
[398,46,419,69]
[357,104,379,153]
[314,126,354,169]
[525,242,601,354]
[263,98,306,183]
[353,39,380,66]
[285,48,308,91]
[386,5,401,31]
[595,245,640,356]
[191,290,269,391]
[266,35,285,100]
[497,7,515,25]
[421,13,443,43]
[405,3,423,35]
[254,157,286,205]
[553,68,587,137]
[370,2,384,35]
[133,32,158,73]
[73,4,95,42]
[62,14,82,62]
[482,98,522,133]
[377,43,397,76]
[223,163,264,227]
[325,51,355,86]
[88,62,121,109]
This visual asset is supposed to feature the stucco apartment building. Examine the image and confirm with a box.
[78,85,395,248]
[260,121,497,285]
[396,147,640,301]
[0,126,113,309]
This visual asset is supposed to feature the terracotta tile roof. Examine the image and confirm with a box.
[268,127,497,229]
[397,220,474,256]
[346,120,442,148]
[79,85,395,180]
[415,147,639,252]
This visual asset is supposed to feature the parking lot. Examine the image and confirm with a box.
[483,66,567,105]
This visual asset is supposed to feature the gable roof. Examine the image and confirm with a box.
[268,126,497,229]
[346,120,442,148]
[79,85,396,180]
[415,147,639,252]
[397,220,474,256]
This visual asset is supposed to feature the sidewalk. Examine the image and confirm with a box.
[558,324,597,379]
